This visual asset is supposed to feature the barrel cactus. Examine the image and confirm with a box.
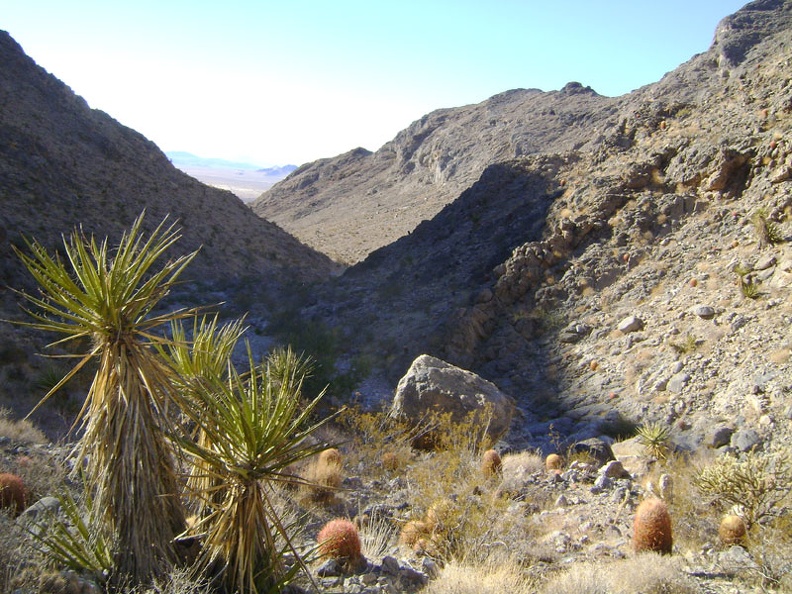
[317,518,363,567]
[0,472,29,516]
[481,449,503,478]
[632,497,673,554]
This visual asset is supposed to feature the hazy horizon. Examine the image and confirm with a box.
[5,1,747,166]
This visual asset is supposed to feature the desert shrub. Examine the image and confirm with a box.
[693,449,792,528]
[337,406,415,477]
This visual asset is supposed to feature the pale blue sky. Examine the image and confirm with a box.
[4,1,747,166]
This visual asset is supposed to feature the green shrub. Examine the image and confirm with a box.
[693,450,792,528]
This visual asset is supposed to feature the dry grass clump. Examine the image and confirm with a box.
[0,408,47,444]
[300,451,344,504]
[421,558,536,594]
[540,555,698,594]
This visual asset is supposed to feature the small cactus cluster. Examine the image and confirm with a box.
[481,448,502,478]
[632,497,673,555]
[0,472,29,516]
[317,518,363,568]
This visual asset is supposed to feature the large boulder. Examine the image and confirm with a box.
[390,354,515,448]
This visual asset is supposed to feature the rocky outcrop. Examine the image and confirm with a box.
[253,86,620,264]
[389,355,515,447]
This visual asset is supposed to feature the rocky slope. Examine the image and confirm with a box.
[276,0,792,459]
[252,84,621,265]
[0,30,338,431]
[0,31,337,288]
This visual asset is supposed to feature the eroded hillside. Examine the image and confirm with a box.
[283,0,792,456]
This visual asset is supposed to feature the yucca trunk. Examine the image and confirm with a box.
[204,480,281,594]
[83,339,186,581]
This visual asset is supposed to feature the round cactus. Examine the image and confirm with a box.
[0,472,29,516]
[399,520,430,547]
[546,453,564,471]
[719,515,747,545]
[319,448,342,467]
[481,449,503,478]
[381,451,400,471]
[632,497,673,555]
[317,518,362,563]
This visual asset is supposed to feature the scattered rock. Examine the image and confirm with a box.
[599,460,630,479]
[708,426,734,449]
[617,315,644,333]
[730,428,762,452]
[691,305,716,319]
[570,438,615,468]
[667,373,691,394]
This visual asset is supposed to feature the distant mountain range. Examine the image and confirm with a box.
[166,152,297,201]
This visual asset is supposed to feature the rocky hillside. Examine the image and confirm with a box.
[252,84,621,264]
[0,30,337,289]
[0,30,338,432]
[279,0,792,458]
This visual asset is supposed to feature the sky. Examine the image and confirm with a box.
[4,1,748,167]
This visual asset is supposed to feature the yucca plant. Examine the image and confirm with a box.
[176,345,333,594]
[26,489,113,582]
[13,214,197,584]
[160,314,247,516]
[636,422,671,460]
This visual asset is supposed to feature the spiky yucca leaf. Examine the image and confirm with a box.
[13,214,197,584]
[26,490,112,579]
[177,346,332,594]
[160,314,247,514]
